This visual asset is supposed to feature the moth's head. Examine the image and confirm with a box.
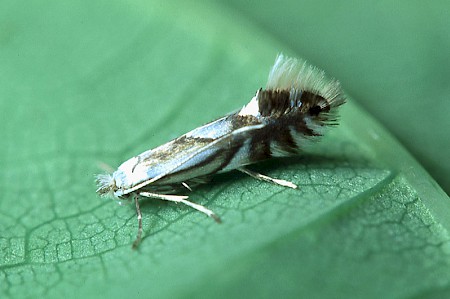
[95,173,118,197]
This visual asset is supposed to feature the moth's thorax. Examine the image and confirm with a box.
[113,156,149,195]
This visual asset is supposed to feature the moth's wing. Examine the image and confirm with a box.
[133,114,263,190]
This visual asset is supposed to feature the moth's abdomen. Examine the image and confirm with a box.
[241,87,340,161]
[257,88,340,126]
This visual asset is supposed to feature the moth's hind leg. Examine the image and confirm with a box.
[237,167,298,189]
[139,192,221,223]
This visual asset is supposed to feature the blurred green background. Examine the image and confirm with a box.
[1,1,449,298]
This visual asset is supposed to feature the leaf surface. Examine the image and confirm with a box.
[0,1,449,298]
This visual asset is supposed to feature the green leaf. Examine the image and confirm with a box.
[1,1,449,299]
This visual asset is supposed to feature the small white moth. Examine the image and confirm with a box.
[96,54,346,248]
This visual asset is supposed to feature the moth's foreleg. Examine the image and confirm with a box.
[181,182,192,191]
[237,167,298,189]
[132,194,143,250]
[139,192,221,223]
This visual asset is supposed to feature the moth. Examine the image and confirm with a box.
[96,54,346,248]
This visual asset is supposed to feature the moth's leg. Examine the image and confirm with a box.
[181,182,192,191]
[237,167,298,189]
[139,192,221,223]
[132,194,143,249]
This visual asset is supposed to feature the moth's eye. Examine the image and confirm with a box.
[308,105,323,116]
